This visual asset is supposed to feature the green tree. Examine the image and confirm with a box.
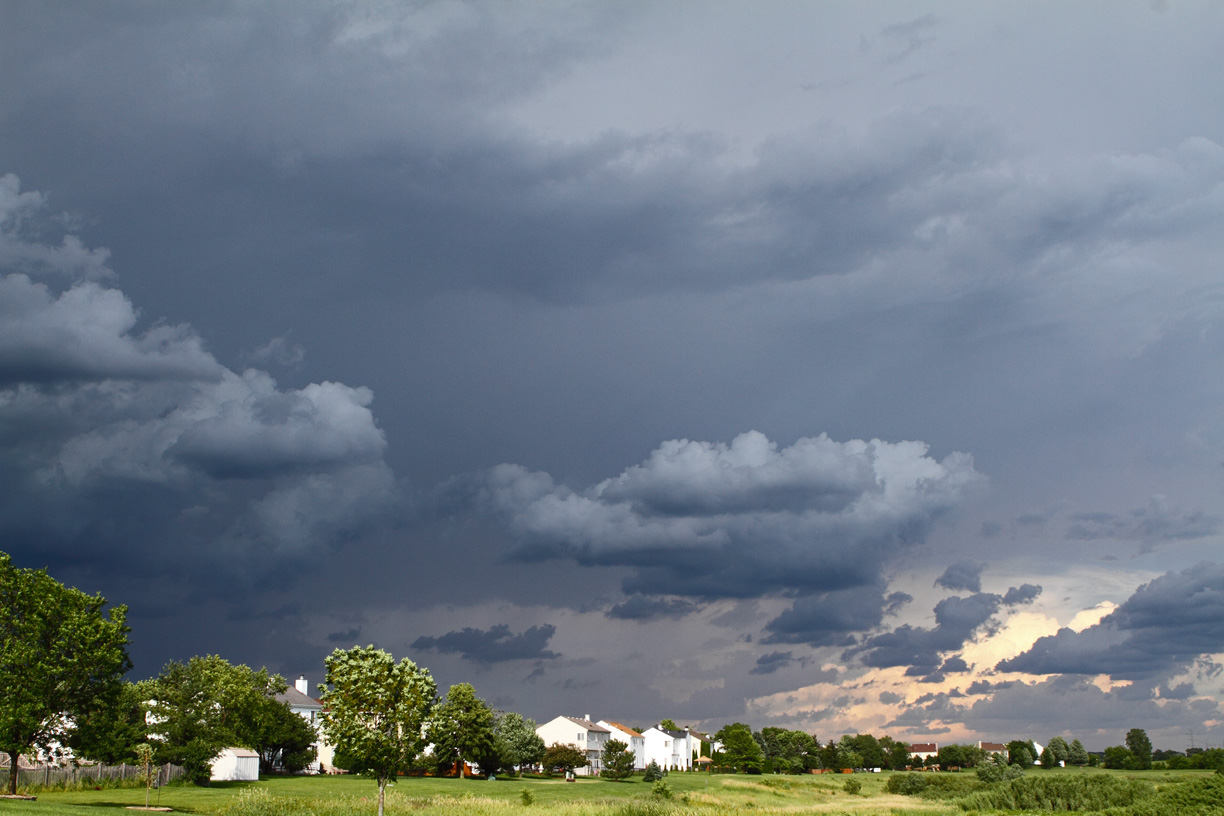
[494,712,545,775]
[319,646,436,816]
[1103,745,1133,769]
[1007,740,1035,767]
[0,554,131,795]
[67,681,147,764]
[1047,736,1069,766]
[242,696,318,774]
[642,759,664,781]
[1040,745,1058,768]
[602,738,635,780]
[658,719,679,731]
[427,683,497,777]
[716,723,763,773]
[542,743,587,775]
[1125,728,1152,770]
[1067,739,1090,767]
[879,735,911,770]
[144,655,283,785]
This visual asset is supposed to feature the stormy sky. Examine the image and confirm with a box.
[3,1,1224,751]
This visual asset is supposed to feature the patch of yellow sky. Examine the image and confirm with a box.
[747,600,1119,742]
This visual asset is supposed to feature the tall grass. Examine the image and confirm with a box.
[954,773,1154,811]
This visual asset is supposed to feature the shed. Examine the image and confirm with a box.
[211,747,260,781]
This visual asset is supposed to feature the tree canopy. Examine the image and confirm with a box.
[143,655,285,785]
[0,554,131,795]
[494,712,545,775]
[1126,728,1153,770]
[426,683,497,776]
[715,723,763,773]
[320,647,436,816]
[542,743,588,775]
[602,738,635,781]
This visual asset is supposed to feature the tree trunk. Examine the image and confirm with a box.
[377,775,386,816]
[7,750,19,795]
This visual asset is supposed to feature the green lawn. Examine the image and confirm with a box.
[3,767,1216,816]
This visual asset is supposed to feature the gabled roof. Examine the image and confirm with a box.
[978,742,1006,752]
[276,686,322,709]
[601,721,643,738]
[908,743,938,753]
[560,716,610,732]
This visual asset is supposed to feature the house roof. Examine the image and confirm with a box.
[560,716,610,732]
[601,721,643,738]
[664,729,689,739]
[908,743,938,753]
[978,742,1007,752]
[275,686,322,709]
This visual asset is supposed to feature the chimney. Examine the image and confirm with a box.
[295,675,309,695]
[584,714,590,721]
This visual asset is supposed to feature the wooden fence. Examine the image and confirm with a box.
[0,762,184,790]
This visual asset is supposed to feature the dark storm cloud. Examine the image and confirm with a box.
[412,624,560,664]
[0,176,399,598]
[750,651,799,676]
[762,583,892,647]
[934,560,986,592]
[998,563,1224,684]
[605,595,698,621]
[851,586,1042,676]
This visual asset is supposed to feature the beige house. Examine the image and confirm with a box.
[535,716,611,776]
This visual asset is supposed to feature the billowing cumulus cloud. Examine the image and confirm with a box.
[412,624,560,663]
[998,563,1224,684]
[457,431,981,602]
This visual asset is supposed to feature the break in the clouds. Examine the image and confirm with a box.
[998,563,1224,685]
[0,174,396,582]
[412,624,560,664]
[851,584,1042,679]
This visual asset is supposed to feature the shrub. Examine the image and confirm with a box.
[843,777,861,795]
[885,773,929,796]
[518,788,533,806]
[651,779,672,799]
[642,761,664,782]
[976,754,1025,784]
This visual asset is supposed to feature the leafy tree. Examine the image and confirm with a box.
[1007,740,1036,767]
[879,735,912,770]
[1067,739,1090,767]
[715,723,763,773]
[319,646,436,816]
[542,743,587,775]
[135,743,156,808]
[1040,745,1058,769]
[602,738,635,781]
[0,554,131,794]
[1103,745,1133,769]
[757,727,818,773]
[938,743,979,769]
[1047,736,1069,766]
[427,683,497,776]
[494,712,545,775]
[658,719,679,731]
[976,752,1025,783]
[1126,728,1152,770]
[67,681,147,764]
[144,655,283,785]
[242,696,318,774]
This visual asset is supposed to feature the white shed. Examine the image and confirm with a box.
[211,747,260,781]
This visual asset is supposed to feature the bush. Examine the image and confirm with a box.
[651,779,672,799]
[642,761,664,782]
[885,773,929,796]
[518,788,533,806]
[976,754,1025,783]
[843,777,861,795]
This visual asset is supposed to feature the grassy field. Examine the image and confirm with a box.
[2,767,1218,816]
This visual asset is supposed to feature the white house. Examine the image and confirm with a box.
[535,716,610,776]
[596,721,646,770]
[641,726,694,771]
[210,747,260,781]
[275,675,335,773]
[908,742,938,764]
